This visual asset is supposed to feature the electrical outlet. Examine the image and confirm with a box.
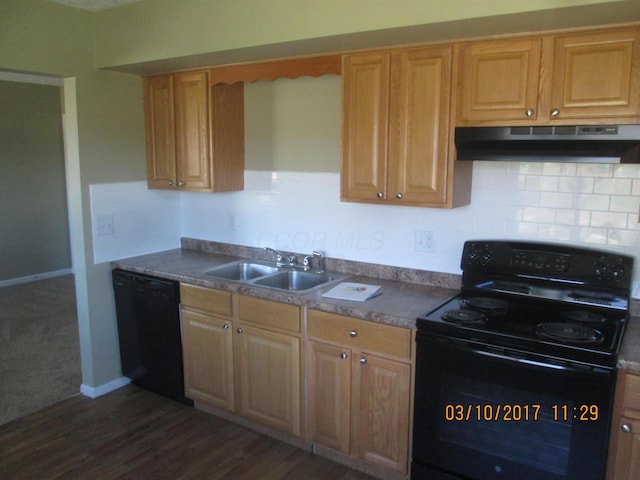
[415,230,436,253]
[96,214,114,236]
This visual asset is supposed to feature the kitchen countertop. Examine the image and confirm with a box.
[111,242,459,330]
[111,238,640,370]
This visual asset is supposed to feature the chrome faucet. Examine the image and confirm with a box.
[303,250,324,272]
[264,247,297,267]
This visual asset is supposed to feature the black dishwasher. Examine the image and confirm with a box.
[112,269,193,406]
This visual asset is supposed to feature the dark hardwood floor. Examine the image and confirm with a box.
[0,385,375,480]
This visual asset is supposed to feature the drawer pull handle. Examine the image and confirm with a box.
[525,108,535,117]
[340,353,348,359]
[622,424,632,433]
[237,327,244,334]
[359,357,367,365]
[349,330,358,337]
[551,108,560,117]
[223,323,230,329]
[376,192,383,199]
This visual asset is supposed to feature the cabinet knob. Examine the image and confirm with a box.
[551,108,560,117]
[359,357,367,365]
[525,108,535,117]
[168,180,174,186]
[237,327,244,334]
[349,330,358,337]
[376,192,384,199]
[223,323,230,329]
[621,423,632,433]
[396,193,403,199]
[340,352,348,359]
[178,181,186,187]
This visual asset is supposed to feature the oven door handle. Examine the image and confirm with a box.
[474,347,572,371]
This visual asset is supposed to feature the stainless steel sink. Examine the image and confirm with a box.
[205,261,280,281]
[253,270,343,292]
[204,260,349,293]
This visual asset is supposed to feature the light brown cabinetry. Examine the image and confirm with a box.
[180,286,302,437]
[306,310,412,474]
[180,285,235,411]
[457,26,640,125]
[607,370,640,480]
[144,70,244,191]
[341,46,470,208]
[236,295,302,436]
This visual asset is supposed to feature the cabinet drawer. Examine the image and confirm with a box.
[238,296,301,333]
[308,310,411,359]
[180,284,232,317]
[623,372,640,412]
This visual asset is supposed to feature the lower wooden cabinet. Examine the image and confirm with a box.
[607,370,640,480]
[181,308,235,411]
[180,285,302,437]
[307,310,413,474]
[236,323,301,436]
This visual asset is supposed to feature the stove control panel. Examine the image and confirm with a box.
[461,240,633,290]
[512,250,569,273]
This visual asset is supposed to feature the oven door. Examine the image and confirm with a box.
[412,332,616,480]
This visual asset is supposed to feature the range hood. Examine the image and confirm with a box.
[455,125,640,163]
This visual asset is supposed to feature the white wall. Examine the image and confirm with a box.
[90,75,640,285]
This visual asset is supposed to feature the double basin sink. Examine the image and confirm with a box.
[205,260,350,294]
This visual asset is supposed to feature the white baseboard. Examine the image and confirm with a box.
[80,377,130,398]
[0,268,74,287]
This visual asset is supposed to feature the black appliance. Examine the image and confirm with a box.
[455,124,640,163]
[412,240,633,480]
[112,269,193,406]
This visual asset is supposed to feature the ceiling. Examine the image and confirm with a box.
[46,0,142,11]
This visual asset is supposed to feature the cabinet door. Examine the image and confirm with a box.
[550,28,640,121]
[458,38,542,123]
[388,46,452,206]
[236,324,301,436]
[355,353,411,473]
[608,416,640,480]
[174,70,212,191]
[144,75,177,189]
[341,52,390,202]
[307,340,351,453]
[180,309,235,411]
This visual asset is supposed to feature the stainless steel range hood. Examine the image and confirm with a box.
[455,125,640,163]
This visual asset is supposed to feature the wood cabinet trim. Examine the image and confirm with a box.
[209,54,342,85]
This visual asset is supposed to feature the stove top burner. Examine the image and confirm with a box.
[535,322,604,344]
[562,310,607,324]
[442,309,487,325]
[462,297,509,314]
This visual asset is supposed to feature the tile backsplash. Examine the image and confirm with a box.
[91,161,640,283]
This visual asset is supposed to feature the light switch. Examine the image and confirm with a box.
[97,214,114,236]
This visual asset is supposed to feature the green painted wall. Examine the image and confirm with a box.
[0,80,71,281]
[0,0,146,389]
[94,0,638,70]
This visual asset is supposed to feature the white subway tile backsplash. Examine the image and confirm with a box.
[540,192,573,208]
[610,195,640,213]
[591,211,628,228]
[594,178,632,195]
[577,163,614,177]
[574,193,610,211]
[558,176,594,193]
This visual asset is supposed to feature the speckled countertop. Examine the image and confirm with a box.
[112,238,640,370]
[111,238,460,329]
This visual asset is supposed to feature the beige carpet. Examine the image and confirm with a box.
[0,274,82,425]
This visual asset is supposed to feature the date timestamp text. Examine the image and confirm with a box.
[444,404,599,422]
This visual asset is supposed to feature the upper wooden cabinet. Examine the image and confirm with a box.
[342,46,471,208]
[457,26,640,125]
[144,70,244,192]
